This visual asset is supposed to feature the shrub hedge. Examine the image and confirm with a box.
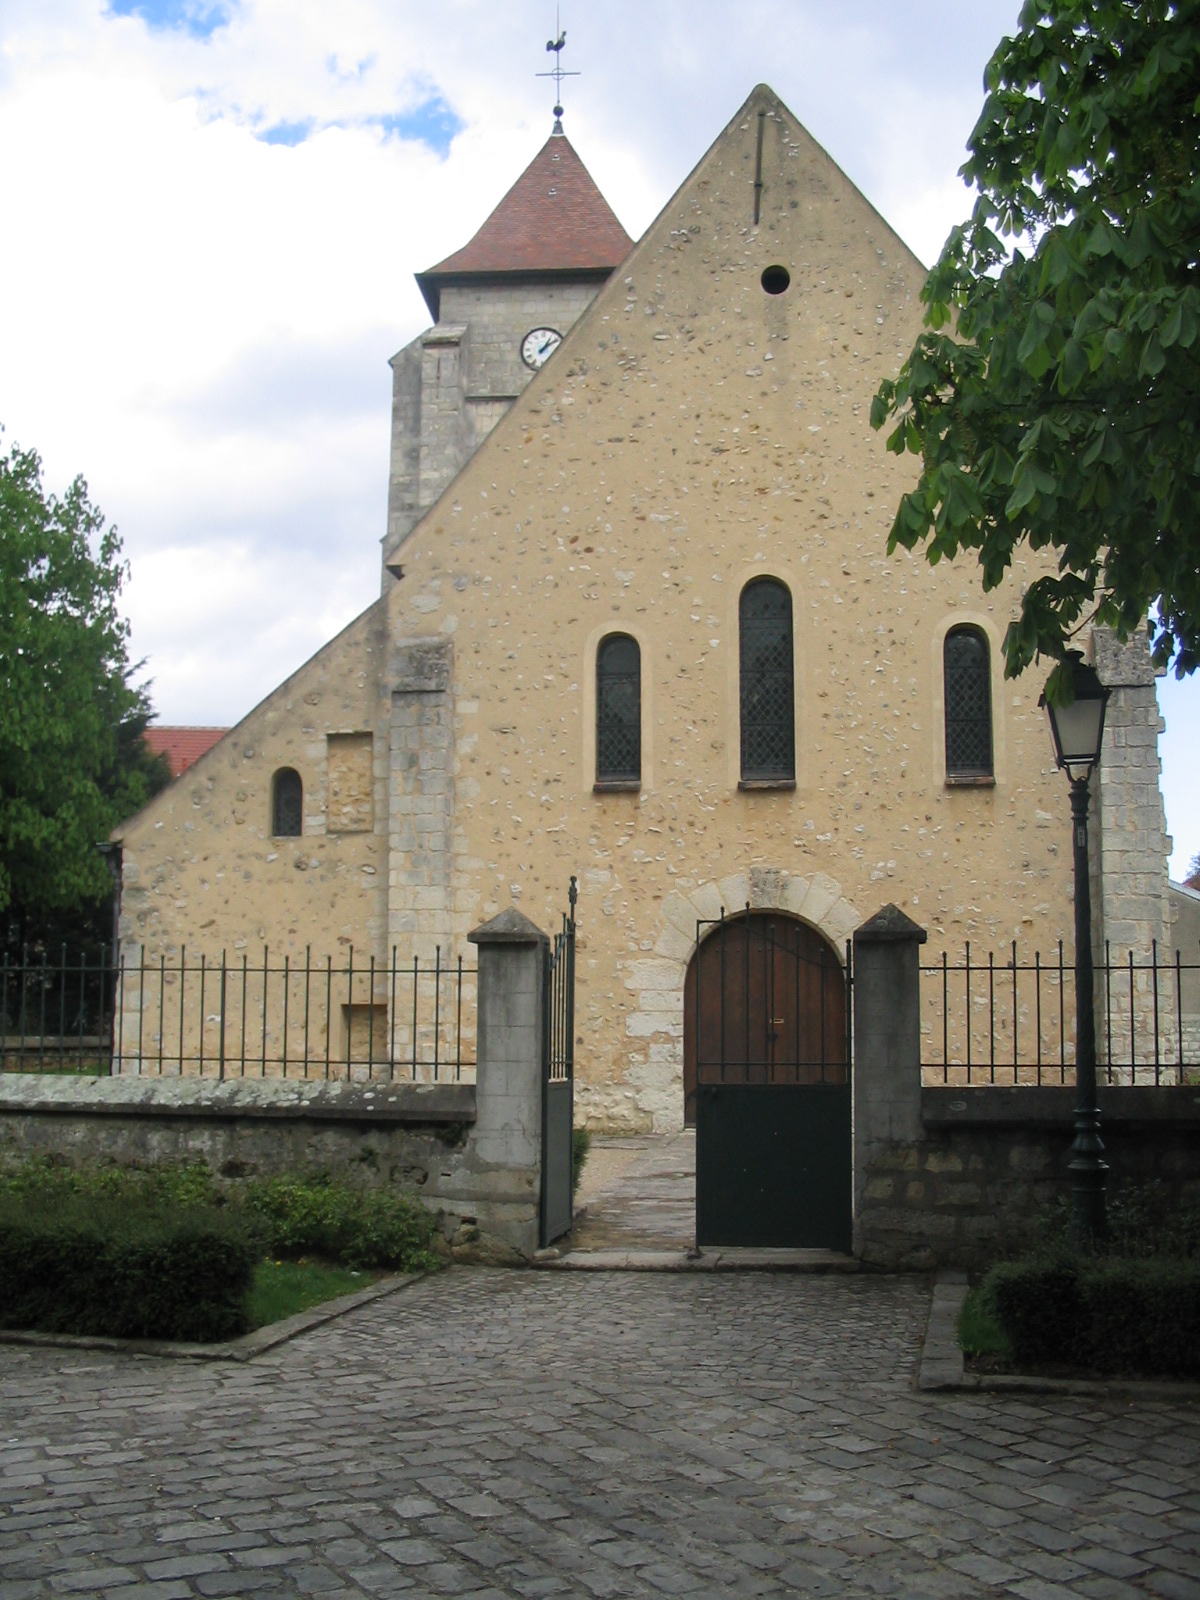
[0,1194,254,1343]
[0,1160,442,1343]
[982,1254,1200,1376]
[241,1176,441,1270]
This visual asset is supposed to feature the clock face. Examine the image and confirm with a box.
[521,327,562,369]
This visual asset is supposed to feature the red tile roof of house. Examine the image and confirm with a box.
[417,128,632,310]
[144,726,226,778]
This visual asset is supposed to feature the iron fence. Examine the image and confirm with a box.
[2,945,477,1081]
[921,939,1200,1087]
[0,946,116,1075]
[544,878,577,1087]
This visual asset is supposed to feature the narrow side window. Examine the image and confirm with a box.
[272,767,303,836]
[596,633,641,788]
[944,626,993,779]
[739,578,795,783]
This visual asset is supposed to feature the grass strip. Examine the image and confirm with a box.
[956,1286,1011,1362]
[247,1259,383,1329]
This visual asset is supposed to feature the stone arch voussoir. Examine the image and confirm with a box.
[620,870,861,1132]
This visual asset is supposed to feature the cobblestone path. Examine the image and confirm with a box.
[3,1270,1200,1598]
[570,1133,694,1252]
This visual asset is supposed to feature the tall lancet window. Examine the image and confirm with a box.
[595,634,641,788]
[739,578,795,783]
[943,626,993,779]
[272,768,303,837]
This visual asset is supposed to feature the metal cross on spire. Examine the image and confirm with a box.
[536,8,579,129]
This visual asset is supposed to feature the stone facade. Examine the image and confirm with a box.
[113,85,1175,1134]
[385,280,605,565]
[1092,629,1177,1072]
[116,605,391,963]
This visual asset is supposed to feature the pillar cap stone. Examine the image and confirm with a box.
[469,907,549,946]
[853,903,928,945]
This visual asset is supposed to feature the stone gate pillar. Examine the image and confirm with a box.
[852,904,927,1260]
[458,907,549,1259]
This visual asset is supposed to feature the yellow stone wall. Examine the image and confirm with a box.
[116,605,391,966]
[382,87,1077,1129]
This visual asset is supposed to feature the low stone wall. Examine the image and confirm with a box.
[858,1085,1200,1270]
[0,906,553,1263]
[0,1075,529,1263]
[853,906,1200,1270]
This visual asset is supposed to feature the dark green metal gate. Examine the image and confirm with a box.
[540,878,577,1248]
[688,909,852,1251]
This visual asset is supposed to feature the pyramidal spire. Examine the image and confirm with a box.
[416,130,632,316]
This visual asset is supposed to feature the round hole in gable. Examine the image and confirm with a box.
[761,265,791,295]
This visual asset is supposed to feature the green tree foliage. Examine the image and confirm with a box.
[0,436,169,939]
[872,0,1200,698]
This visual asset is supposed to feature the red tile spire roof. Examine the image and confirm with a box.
[417,127,632,309]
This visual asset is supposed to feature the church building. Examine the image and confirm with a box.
[112,84,1174,1130]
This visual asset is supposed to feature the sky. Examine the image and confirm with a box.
[0,0,1197,878]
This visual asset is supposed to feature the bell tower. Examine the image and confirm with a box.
[382,121,632,578]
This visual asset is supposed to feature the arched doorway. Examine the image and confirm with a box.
[683,911,846,1125]
[684,910,851,1250]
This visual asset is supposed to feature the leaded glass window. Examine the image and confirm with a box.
[596,634,641,785]
[272,767,303,836]
[739,579,795,782]
[944,627,993,778]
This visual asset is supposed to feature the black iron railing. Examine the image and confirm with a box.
[921,940,1200,1086]
[2,945,476,1081]
[545,881,577,1087]
[0,946,116,1075]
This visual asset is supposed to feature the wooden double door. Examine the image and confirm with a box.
[683,911,851,1250]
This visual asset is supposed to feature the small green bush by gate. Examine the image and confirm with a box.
[241,1175,441,1270]
[980,1254,1200,1377]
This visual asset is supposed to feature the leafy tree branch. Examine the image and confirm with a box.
[0,434,169,944]
[872,0,1200,690]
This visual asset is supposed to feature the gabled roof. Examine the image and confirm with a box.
[416,126,632,317]
[144,725,226,778]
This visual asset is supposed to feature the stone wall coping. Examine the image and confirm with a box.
[854,904,928,945]
[923,1084,1200,1126]
[470,907,550,947]
[0,1074,476,1126]
[420,324,467,347]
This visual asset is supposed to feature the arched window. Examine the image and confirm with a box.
[272,767,303,836]
[944,627,993,779]
[739,578,795,783]
[595,633,641,787]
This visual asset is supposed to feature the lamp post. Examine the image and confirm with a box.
[1040,651,1112,1244]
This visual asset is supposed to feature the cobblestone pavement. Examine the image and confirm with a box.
[4,1270,1200,1599]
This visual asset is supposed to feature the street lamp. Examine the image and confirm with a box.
[1040,651,1112,1244]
